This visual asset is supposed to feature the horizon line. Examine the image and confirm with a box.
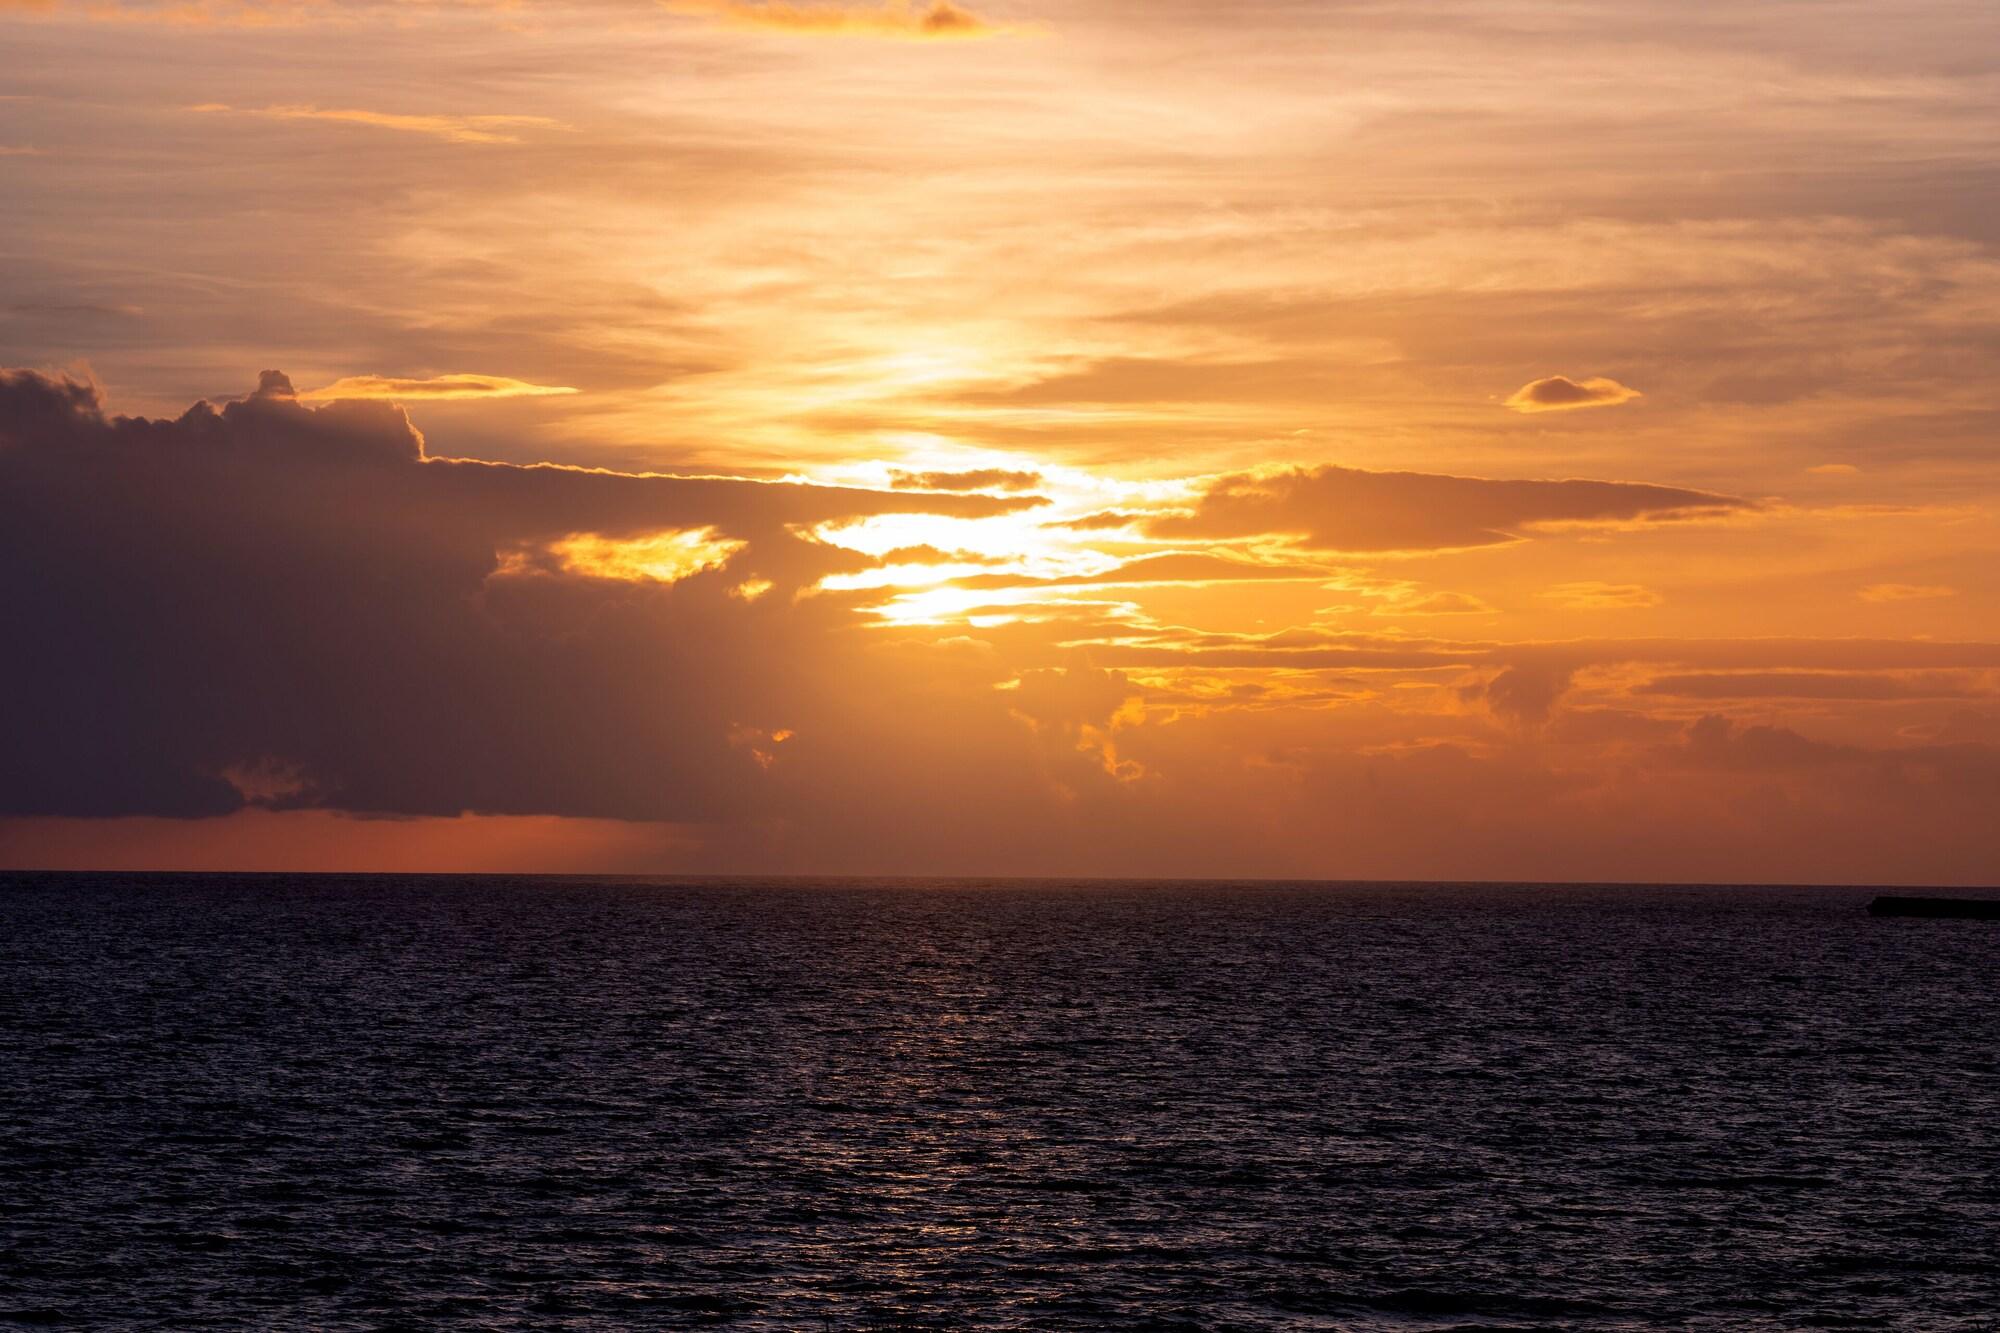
[1,868,1991,892]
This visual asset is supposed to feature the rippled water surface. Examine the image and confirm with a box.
[3,875,1997,1330]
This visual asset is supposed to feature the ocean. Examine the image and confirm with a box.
[1,875,1995,1330]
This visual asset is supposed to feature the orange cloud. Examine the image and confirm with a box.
[1541,582,1662,610]
[188,103,561,145]
[889,466,1042,492]
[1150,466,1741,554]
[1047,510,1148,532]
[1505,375,1642,414]
[1383,592,1495,616]
[300,374,581,402]
[542,529,746,584]
[953,551,1338,590]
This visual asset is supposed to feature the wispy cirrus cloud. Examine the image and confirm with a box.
[1541,582,1662,610]
[1382,591,1496,616]
[188,103,561,145]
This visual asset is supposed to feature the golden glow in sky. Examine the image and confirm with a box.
[2,0,1999,881]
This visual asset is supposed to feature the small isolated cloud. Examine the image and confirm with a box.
[665,0,1012,39]
[889,467,1042,492]
[1541,582,1662,610]
[189,103,561,145]
[1807,463,1860,476]
[0,146,46,157]
[1505,375,1642,414]
[300,374,580,402]
[1859,583,1956,603]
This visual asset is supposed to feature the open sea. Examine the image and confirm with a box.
[1,874,1996,1330]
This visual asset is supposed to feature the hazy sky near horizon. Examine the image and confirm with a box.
[3,0,1999,880]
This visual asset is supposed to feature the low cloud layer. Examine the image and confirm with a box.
[3,372,1996,883]
[1148,465,1744,554]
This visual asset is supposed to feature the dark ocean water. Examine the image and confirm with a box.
[1,876,1997,1331]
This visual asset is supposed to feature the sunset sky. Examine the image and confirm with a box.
[3,0,1998,881]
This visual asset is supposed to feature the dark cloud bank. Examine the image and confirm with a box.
[0,369,1038,827]
[5,369,1998,881]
